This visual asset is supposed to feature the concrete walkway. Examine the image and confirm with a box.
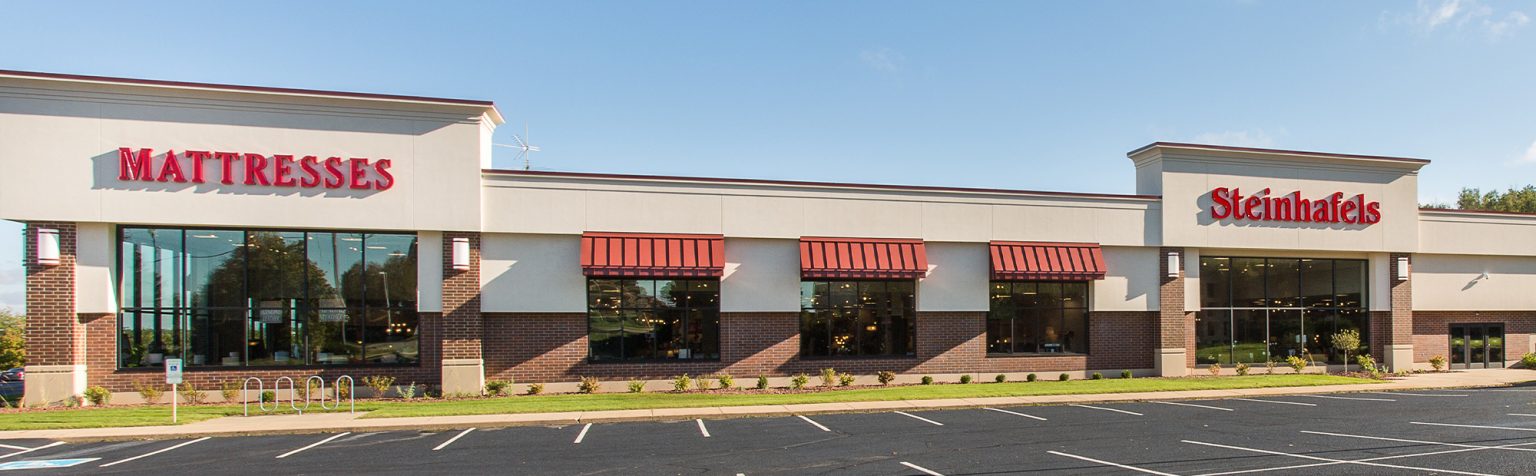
[5,368,1531,441]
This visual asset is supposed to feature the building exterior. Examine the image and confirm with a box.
[4,70,1534,404]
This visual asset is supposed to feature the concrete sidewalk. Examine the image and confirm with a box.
[5,368,1531,441]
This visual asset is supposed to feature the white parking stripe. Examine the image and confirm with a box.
[1046,450,1179,476]
[1367,392,1468,397]
[1154,401,1233,412]
[276,432,351,459]
[984,407,1047,421]
[1301,430,1536,452]
[696,419,711,438]
[0,444,28,451]
[1070,404,1143,416]
[1413,421,1536,432]
[1182,440,1496,476]
[894,411,944,426]
[1474,389,1536,392]
[1195,435,1536,475]
[1231,398,1316,407]
[1297,394,1395,402]
[573,423,592,444]
[797,415,831,432]
[101,437,211,467]
[1510,413,1536,418]
[0,441,63,460]
[432,428,475,451]
[899,461,945,476]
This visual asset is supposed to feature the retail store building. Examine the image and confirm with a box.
[3,70,1533,404]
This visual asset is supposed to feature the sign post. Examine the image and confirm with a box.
[165,358,183,423]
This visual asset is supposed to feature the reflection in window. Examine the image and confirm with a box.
[118,227,417,368]
[987,281,1089,354]
[800,281,916,357]
[1196,257,1369,365]
[587,279,720,361]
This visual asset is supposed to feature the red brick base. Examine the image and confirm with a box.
[1412,311,1535,364]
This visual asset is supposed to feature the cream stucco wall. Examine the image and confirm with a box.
[74,222,116,314]
[1413,253,1536,311]
[480,233,587,313]
[1419,211,1536,256]
[917,242,989,312]
[721,238,802,312]
[417,231,443,313]
[1094,246,1160,312]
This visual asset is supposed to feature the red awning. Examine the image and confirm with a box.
[990,241,1107,280]
[800,237,928,279]
[580,232,725,278]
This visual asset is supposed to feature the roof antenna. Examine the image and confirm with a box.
[493,122,541,170]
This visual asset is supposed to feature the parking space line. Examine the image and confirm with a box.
[276,432,351,459]
[1413,421,1536,432]
[899,461,945,476]
[1301,430,1536,453]
[1194,434,1536,475]
[894,411,944,426]
[100,437,211,467]
[0,444,28,451]
[1474,389,1536,392]
[1046,450,1179,476]
[1182,439,1496,476]
[1511,413,1536,417]
[1070,404,1142,416]
[0,441,63,460]
[1367,392,1468,397]
[1296,394,1394,402]
[984,407,1047,421]
[573,423,592,444]
[797,415,831,432]
[1154,401,1233,412]
[696,419,711,438]
[432,428,475,451]
[1231,398,1315,407]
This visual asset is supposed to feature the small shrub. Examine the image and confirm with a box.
[1235,363,1250,376]
[220,380,240,402]
[718,374,735,389]
[838,373,855,387]
[756,375,769,390]
[1429,355,1447,371]
[1207,363,1221,376]
[336,382,351,400]
[1026,373,1037,382]
[920,375,934,385]
[578,376,601,394]
[695,376,713,391]
[1090,372,1104,380]
[1121,370,1133,379]
[1522,352,1536,369]
[959,374,973,384]
[527,383,545,395]
[1264,360,1278,374]
[995,374,1007,383]
[673,374,692,392]
[84,386,111,406]
[1286,355,1307,374]
[363,375,396,398]
[134,380,165,404]
[178,382,206,405]
[627,379,646,393]
[877,371,896,385]
[398,382,420,400]
[820,368,838,388]
[1058,373,1070,381]
[791,374,810,389]
[1356,354,1378,373]
[485,380,512,397]
[1332,329,1363,371]
[260,390,276,403]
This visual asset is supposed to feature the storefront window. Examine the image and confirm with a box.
[587,279,719,361]
[986,281,1089,354]
[117,227,418,368]
[800,281,916,357]
[1196,257,1368,365]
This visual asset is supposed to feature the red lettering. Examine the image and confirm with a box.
[1243,196,1261,220]
[373,159,394,190]
[1209,187,1381,225]
[299,156,322,187]
[243,153,271,186]
[272,155,297,187]
[1210,187,1231,219]
[157,149,187,183]
[1365,201,1381,224]
[1340,199,1357,224]
[323,157,346,188]
[118,147,155,181]
[348,158,371,189]
[1328,192,1343,223]
[214,152,241,185]
[184,150,211,183]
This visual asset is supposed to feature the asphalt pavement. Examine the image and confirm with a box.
[5,384,1536,475]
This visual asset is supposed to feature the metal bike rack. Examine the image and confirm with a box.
[242,377,267,416]
[273,376,299,415]
[242,375,355,416]
[335,376,356,414]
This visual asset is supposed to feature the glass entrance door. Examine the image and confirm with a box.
[1450,324,1506,369]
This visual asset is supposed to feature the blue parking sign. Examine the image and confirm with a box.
[0,458,100,470]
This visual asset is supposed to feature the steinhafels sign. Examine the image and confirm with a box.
[116,147,395,190]
[1209,187,1381,225]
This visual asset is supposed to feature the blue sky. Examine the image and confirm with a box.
[1,0,1534,312]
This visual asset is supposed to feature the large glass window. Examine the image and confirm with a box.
[800,281,916,357]
[987,281,1089,354]
[1196,257,1369,365]
[118,227,418,368]
[587,278,720,361]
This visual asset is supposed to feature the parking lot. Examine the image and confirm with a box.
[4,386,1536,475]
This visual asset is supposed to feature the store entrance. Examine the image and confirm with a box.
[1449,324,1505,369]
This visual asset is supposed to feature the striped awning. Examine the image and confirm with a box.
[989,241,1107,280]
[579,232,725,278]
[799,237,928,279]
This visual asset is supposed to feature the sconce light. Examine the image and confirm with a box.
[1395,256,1410,281]
[1166,251,1180,278]
[451,237,470,271]
[36,228,60,266]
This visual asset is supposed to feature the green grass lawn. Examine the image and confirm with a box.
[0,404,380,431]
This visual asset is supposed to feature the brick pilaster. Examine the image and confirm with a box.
[440,232,483,360]
[1157,247,1193,374]
[24,222,83,367]
[1387,253,1413,346]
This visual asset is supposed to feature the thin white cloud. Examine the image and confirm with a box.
[859,47,905,74]
[1519,139,1536,163]
[1189,129,1280,148]
[1384,0,1530,40]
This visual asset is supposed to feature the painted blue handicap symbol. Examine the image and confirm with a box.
[0,458,99,470]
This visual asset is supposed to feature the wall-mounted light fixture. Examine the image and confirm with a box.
[451,237,470,271]
[1166,251,1180,278]
[1395,256,1410,281]
[36,228,60,266]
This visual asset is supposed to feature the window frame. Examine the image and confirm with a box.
[985,280,1091,356]
[797,279,918,359]
[1195,256,1370,365]
[584,277,722,363]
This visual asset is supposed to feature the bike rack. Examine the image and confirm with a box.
[273,376,299,415]
[335,376,355,414]
[242,375,355,416]
[242,377,268,416]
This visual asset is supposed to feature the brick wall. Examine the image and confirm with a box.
[440,232,482,360]
[1386,253,1413,348]
[25,222,84,367]
[483,310,1156,383]
[1412,311,1535,364]
[1157,247,1194,368]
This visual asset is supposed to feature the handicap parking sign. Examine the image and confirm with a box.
[0,458,100,470]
